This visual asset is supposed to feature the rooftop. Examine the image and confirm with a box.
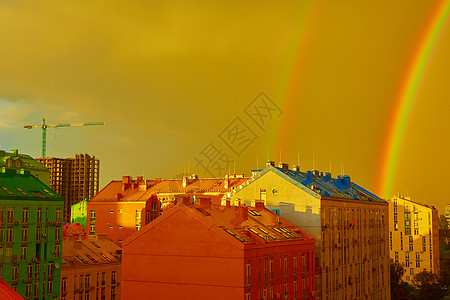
[241,163,385,203]
[91,174,249,202]
[0,167,61,200]
[126,199,314,247]
[62,234,121,268]
[0,149,48,173]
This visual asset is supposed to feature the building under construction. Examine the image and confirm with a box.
[37,154,100,223]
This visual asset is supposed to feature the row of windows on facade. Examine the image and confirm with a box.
[321,207,386,227]
[394,251,433,268]
[245,253,312,285]
[61,271,117,300]
[0,207,62,225]
[0,262,57,298]
[320,242,386,269]
[390,233,432,253]
[244,278,310,300]
[89,210,143,235]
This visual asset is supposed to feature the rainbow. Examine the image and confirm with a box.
[377,0,450,198]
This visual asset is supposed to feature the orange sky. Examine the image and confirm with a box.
[1,1,449,213]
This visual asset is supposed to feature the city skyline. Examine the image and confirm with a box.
[1,1,449,213]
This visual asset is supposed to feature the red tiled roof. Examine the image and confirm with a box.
[0,279,23,300]
[63,223,87,239]
[91,176,249,202]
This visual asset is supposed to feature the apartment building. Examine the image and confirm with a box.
[388,195,440,283]
[0,149,50,185]
[61,225,121,300]
[122,199,315,300]
[0,167,63,300]
[231,162,390,300]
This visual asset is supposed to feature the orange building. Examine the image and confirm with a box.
[122,199,316,300]
[87,174,248,245]
[61,224,121,300]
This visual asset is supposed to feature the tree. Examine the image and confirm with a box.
[439,214,448,229]
[390,259,414,299]
[412,270,446,300]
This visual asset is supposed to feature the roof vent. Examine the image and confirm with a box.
[292,165,300,172]
[278,162,289,171]
[266,161,275,167]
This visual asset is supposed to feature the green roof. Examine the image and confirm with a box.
[0,167,61,201]
[0,149,49,173]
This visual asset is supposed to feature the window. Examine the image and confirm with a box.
[400,232,403,250]
[109,225,113,229]
[293,255,297,275]
[86,274,90,289]
[36,227,41,242]
[7,208,14,224]
[56,209,61,220]
[22,228,28,242]
[7,229,13,243]
[390,232,392,250]
[111,271,116,285]
[416,252,421,268]
[269,258,273,280]
[22,209,29,224]
[47,280,53,295]
[135,210,142,231]
[395,251,399,263]
[34,282,39,298]
[0,208,4,225]
[284,256,288,278]
[21,246,27,261]
[302,254,306,272]
[61,277,67,292]
[55,227,61,241]
[409,236,413,251]
[260,188,267,202]
[80,275,84,291]
[110,209,114,213]
[410,268,414,276]
[405,252,410,267]
[26,265,32,279]
[119,225,122,229]
[245,261,251,285]
[35,264,40,279]
[37,208,42,224]
[55,245,60,258]
[48,262,53,277]
[26,283,32,298]
[294,280,297,299]
[422,236,426,252]
[12,266,18,281]
[119,209,123,213]
[90,225,95,235]
[101,272,105,286]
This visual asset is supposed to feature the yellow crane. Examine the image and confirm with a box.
[24,118,106,158]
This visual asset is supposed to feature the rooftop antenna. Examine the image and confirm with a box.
[329,161,332,174]
[188,161,191,175]
[297,153,300,167]
[340,161,343,175]
[267,148,269,161]
[256,157,259,170]
[233,162,236,174]
[279,150,282,163]
[312,154,315,170]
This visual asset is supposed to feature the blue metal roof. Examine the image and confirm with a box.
[263,166,385,203]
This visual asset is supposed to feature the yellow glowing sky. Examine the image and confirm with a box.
[1,1,449,213]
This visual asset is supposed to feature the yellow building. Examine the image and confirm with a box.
[231,162,390,300]
[388,195,440,283]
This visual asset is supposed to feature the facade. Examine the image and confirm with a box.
[388,195,440,283]
[0,149,50,185]
[71,200,88,228]
[122,199,315,300]
[87,174,248,246]
[231,162,390,300]
[37,154,100,223]
[0,167,63,300]
[61,226,121,300]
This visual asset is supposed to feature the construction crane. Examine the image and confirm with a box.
[24,118,106,158]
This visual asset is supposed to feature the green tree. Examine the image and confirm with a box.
[390,259,414,299]
[439,214,449,229]
[412,270,446,300]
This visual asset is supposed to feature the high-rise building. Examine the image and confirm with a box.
[388,195,440,283]
[61,224,121,300]
[122,199,315,300]
[231,162,390,300]
[0,167,63,300]
[37,154,99,223]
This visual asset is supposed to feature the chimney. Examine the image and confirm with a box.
[199,197,211,209]
[266,161,275,167]
[292,165,300,172]
[224,175,230,189]
[11,149,18,156]
[307,170,313,181]
[254,200,265,210]
[278,162,289,171]
[122,176,131,191]
[182,177,188,188]
[137,176,144,183]
[238,204,248,221]
[324,172,331,180]
[225,200,231,208]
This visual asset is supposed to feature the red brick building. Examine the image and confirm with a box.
[122,200,316,300]
[88,174,248,246]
